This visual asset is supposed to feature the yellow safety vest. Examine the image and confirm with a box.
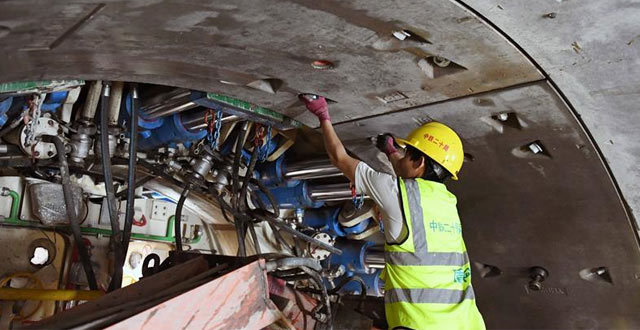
[381,178,485,330]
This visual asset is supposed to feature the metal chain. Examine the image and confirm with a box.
[254,124,265,147]
[24,93,44,148]
[204,109,224,150]
[259,125,272,162]
[350,183,364,209]
[212,109,222,150]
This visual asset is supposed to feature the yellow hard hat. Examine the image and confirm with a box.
[395,122,464,180]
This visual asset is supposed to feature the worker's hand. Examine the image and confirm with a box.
[299,94,330,122]
[376,133,399,156]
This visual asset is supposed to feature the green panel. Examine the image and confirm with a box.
[207,93,302,128]
[0,80,85,94]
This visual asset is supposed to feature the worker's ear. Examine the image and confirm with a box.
[413,156,425,170]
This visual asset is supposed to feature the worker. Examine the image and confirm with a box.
[300,95,485,330]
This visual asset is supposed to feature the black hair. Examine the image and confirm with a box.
[405,146,452,183]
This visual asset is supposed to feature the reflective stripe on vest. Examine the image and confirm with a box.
[383,178,486,330]
[385,179,469,267]
[386,286,476,304]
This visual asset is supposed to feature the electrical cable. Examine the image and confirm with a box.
[41,135,98,290]
[119,84,139,281]
[174,186,190,252]
[100,84,124,292]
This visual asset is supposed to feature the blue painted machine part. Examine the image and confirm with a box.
[137,113,207,150]
[256,155,286,186]
[125,93,164,130]
[342,218,372,235]
[336,270,383,297]
[0,97,12,128]
[41,91,67,112]
[302,207,371,237]
[219,124,241,156]
[326,239,375,274]
[255,181,324,209]
[303,207,341,231]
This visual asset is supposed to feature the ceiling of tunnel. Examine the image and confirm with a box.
[0,0,541,126]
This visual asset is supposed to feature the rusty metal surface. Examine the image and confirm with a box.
[108,260,286,330]
[0,0,540,126]
[268,276,318,330]
[336,81,640,328]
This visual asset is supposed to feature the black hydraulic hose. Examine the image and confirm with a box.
[231,121,249,209]
[300,266,332,326]
[230,122,249,257]
[174,187,190,252]
[237,147,260,256]
[120,85,138,275]
[101,84,124,292]
[249,178,279,216]
[250,190,294,254]
[264,257,322,272]
[42,135,98,291]
[328,276,367,296]
[238,147,259,210]
[235,219,247,257]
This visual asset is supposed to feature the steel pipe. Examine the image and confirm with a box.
[141,89,198,119]
[181,109,240,131]
[309,183,356,202]
[364,247,385,269]
[284,159,342,180]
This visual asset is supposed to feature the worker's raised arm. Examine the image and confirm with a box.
[300,95,360,182]
[319,120,360,182]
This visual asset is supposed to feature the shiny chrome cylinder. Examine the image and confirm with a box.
[308,183,353,201]
[364,247,385,269]
[141,89,198,119]
[284,159,342,180]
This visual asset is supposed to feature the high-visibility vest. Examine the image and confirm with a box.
[382,178,485,330]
